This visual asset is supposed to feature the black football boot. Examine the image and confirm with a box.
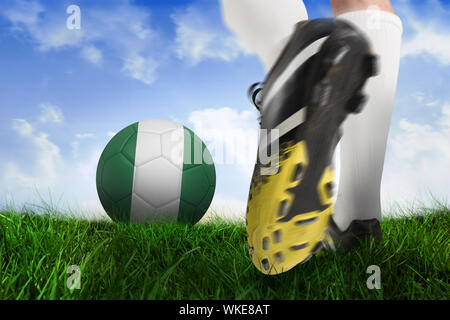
[246,18,378,274]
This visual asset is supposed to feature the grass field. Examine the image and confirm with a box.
[0,205,448,300]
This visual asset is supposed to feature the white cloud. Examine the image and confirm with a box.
[65,147,106,219]
[11,118,33,135]
[188,107,259,176]
[411,91,425,104]
[402,27,450,65]
[72,133,95,158]
[439,103,450,129]
[88,4,159,84]
[1,0,160,85]
[77,149,102,182]
[3,0,85,51]
[3,0,43,27]
[38,102,64,124]
[382,102,450,208]
[3,119,62,189]
[0,99,110,219]
[393,118,450,160]
[172,4,248,64]
[425,100,440,108]
[75,133,95,139]
[2,162,36,192]
[81,45,103,65]
[121,55,158,85]
[1,116,107,219]
[107,131,116,138]
[410,92,440,108]
[399,0,450,65]
[71,141,80,159]
[186,107,260,220]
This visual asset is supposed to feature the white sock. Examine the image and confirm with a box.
[221,0,308,71]
[333,10,403,230]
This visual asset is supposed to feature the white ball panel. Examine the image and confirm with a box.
[132,158,182,209]
[134,132,161,166]
[161,127,184,171]
[130,193,157,223]
[138,119,180,134]
[130,119,185,222]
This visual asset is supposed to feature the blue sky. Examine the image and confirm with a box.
[0,0,449,219]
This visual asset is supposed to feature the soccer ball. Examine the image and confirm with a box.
[96,119,216,224]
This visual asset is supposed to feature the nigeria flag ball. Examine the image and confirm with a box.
[96,119,216,224]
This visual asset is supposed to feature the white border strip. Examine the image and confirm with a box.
[263,37,328,111]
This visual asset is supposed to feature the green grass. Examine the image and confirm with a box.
[0,205,448,300]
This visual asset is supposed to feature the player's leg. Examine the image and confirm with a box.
[331,0,394,15]
[329,0,403,246]
[220,0,309,71]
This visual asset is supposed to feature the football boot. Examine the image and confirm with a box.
[246,18,378,274]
